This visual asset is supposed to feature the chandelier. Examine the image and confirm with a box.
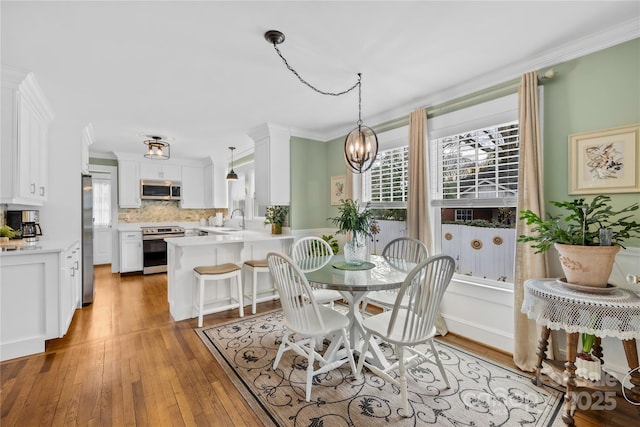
[143,136,170,160]
[264,30,378,173]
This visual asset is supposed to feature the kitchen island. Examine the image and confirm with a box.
[165,230,293,322]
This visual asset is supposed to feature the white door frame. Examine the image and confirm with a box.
[89,164,117,266]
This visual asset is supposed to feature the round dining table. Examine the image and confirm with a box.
[299,254,413,368]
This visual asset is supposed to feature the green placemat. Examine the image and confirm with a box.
[332,261,375,271]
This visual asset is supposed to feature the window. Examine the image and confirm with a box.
[93,177,111,226]
[455,209,473,221]
[430,93,520,284]
[368,145,409,206]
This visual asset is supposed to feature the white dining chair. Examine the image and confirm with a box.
[266,252,356,402]
[291,236,343,308]
[355,254,455,417]
[361,237,428,312]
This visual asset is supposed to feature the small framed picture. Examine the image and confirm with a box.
[331,175,346,205]
[568,124,640,194]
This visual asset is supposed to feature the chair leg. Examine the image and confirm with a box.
[429,340,450,388]
[397,346,409,417]
[252,268,258,314]
[273,331,289,370]
[355,332,372,378]
[198,276,204,328]
[306,336,316,402]
[236,273,244,317]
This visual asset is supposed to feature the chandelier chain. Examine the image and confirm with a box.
[271,43,360,97]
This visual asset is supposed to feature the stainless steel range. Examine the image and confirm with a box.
[141,226,185,274]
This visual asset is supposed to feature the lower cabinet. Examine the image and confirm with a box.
[120,231,143,273]
[60,241,80,334]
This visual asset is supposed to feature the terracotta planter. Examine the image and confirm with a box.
[271,223,282,235]
[554,243,620,287]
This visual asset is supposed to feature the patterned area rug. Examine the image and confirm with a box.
[197,310,564,427]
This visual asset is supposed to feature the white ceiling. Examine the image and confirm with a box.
[2,1,639,161]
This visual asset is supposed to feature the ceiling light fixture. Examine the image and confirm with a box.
[226,146,238,181]
[143,136,170,160]
[264,30,378,174]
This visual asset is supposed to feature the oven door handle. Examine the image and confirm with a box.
[143,233,185,240]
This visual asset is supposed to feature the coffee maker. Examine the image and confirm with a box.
[6,210,43,242]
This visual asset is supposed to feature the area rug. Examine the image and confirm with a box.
[196,310,564,426]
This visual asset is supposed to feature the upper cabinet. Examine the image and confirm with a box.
[1,66,54,206]
[117,158,141,208]
[180,159,214,209]
[114,153,213,208]
[248,123,290,213]
[140,162,181,181]
[81,124,95,175]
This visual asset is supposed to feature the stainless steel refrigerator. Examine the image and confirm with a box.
[82,174,95,305]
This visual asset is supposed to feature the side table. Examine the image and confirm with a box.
[522,278,640,426]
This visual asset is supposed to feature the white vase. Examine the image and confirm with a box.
[575,354,602,382]
[344,236,367,266]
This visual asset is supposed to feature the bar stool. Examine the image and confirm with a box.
[243,259,279,314]
[193,263,243,327]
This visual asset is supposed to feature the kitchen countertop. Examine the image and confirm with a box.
[0,239,76,256]
[165,229,293,247]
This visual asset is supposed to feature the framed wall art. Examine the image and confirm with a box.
[330,175,346,205]
[568,124,640,194]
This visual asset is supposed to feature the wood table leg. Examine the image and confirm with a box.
[622,339,640,405]
[592,336,603,364]
[533,326,551,386]
[562,332,579,426]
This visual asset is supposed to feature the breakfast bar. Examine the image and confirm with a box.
[165,230,293,322]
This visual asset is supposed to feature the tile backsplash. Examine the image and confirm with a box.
[118,201,225,223]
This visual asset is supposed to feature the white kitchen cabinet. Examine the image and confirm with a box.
[81,123,94,175]
[249,123,290,214]
[120,231,143,273]
[0,250,61,361]
[140,162,181,181]
[180,161,214,208]
[118,159,141,207]
[1,66,54,206]
[60,241,80,334]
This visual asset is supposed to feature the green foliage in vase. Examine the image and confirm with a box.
[518,195,640,253]
[321,234,339,255]
[264,205,289,226]
[327,199,373,242]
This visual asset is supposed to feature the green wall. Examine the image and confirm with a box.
[543,38,640,245]
[290,38,640,245]
[290,136,330,229]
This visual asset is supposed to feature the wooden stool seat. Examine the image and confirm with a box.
[243,259,278,314]
[193,263,243,327]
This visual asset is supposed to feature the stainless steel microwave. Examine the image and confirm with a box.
[140,180,181,201]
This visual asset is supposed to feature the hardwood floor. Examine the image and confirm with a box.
[1,265,637,426]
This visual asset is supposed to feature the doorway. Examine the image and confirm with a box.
[89,164,117,265]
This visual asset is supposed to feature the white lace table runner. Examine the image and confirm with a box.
[522,279,640,340]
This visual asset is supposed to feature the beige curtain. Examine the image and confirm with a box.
[513,72,549,371]
[407,108,447,335]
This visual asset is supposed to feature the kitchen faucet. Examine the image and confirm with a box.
[230,209,245,230]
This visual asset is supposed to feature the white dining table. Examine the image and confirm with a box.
[299,254,413,368]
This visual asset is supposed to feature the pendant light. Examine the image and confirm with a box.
[226,146,238,181]
[343,74,378,173]
[143,136,170,160]
[264,30,378,174]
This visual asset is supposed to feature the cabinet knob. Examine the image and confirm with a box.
[30,183,36,194]
[40,186,45,196]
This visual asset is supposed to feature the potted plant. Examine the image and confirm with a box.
[518,195,640,287]
[264,205,289,234]
[328,199,373,265]
[0,225,19,243]
[576,331,601,381]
